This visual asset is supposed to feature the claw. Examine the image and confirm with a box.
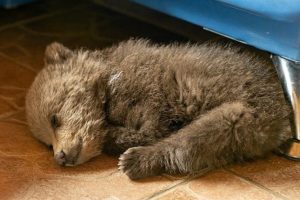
[118,165,124,171]
[119,155,125,161]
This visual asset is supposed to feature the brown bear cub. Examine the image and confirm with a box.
[26,39,292,179]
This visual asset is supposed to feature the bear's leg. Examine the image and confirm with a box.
[118,102,290,179]
[103,126,168,155]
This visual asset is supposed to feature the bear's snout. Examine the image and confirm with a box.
[54,150,66,166]
[54,150,79,166]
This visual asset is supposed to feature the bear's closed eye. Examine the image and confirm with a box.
[50,114,60,129]
[48,145,53,151]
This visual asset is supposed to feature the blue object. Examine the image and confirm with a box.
[0,0,36,8]
[131,0,300,62]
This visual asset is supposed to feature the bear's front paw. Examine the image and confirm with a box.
[118,146,162,180]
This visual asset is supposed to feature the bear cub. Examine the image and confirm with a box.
[26,39,292,179]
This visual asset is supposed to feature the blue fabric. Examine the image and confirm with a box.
[0,0,35,8]
[131,0,300,62]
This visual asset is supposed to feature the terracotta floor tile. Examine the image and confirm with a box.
[0,55,35,115]
[0,4,187,72]
[0,173,34,200]
[153,187,202,200]
[0,98,13,115]
[22,172,178,200]
[0,121,46,156]
[0,109,27,125]
[0,29,58,72]
[0,55,36,88]
[0,20,105,72]
[89,9,188,43]
[0,155,36,179]
[0,88,25,115]
[0,154,36,200]
[34,153,119,178]
[0,0,86,28]
[23,4,187,44]
[188,170,281,200]
[0,27,25,48]
[230,156,300,199]
[0,178,33,200]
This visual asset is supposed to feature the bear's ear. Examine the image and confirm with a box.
[45,42,73,65]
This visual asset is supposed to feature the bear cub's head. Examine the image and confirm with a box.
[26,42,108,166]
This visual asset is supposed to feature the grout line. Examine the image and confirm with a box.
[143,172,209,200]
[184,187,208,200]
[0,111,20,121]
[0,85,27,90]
[0,95,23,110]
[0,33,27,50]
[2,118,27,126]
[0,51,37,73]
[226,168,290,200]
[142,179,189,200]
[18,24,87,38]
[0,151,46,157]
[12,43,32,57]
[0,5,91,74]
[143,168,212,200]
[0,12,57,31]
[149,184,205,200]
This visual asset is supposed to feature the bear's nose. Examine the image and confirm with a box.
[54,150,66,166]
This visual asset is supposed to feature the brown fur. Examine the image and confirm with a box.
[26,39,292,179]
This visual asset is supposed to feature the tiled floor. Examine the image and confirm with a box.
[0,0,299,200]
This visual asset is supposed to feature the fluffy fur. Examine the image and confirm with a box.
[26,39,292,179]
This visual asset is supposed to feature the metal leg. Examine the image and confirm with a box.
[271,55,300,160]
